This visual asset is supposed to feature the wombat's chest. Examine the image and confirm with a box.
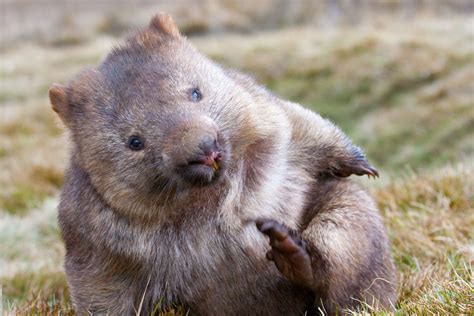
[143,176,312,313]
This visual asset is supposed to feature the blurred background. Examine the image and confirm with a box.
[1,0,473,314]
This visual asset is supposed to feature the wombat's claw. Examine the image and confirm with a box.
[334,160,379,179]
[361,165,379,179]
[256,219,314,290]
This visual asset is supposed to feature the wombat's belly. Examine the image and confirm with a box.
[187,260,313,315]
[151,228,313,315]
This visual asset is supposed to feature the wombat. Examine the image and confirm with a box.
[49,13,397,315]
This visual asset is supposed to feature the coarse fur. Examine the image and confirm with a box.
[50,13,397,315]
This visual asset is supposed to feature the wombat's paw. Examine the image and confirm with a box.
[333,158,379,179]
[256,219,315,289]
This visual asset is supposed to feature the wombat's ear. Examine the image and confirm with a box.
[149,12,180,37]
[49,83,70,125]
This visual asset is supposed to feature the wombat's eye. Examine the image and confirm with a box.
[128,136,144,151]
[191,88,202,102]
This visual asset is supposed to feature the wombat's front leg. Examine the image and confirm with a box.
[256,219,315,290]
[257,181,397,314]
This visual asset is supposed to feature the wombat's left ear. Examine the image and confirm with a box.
[149,12,180,37]
[49,83,70,125]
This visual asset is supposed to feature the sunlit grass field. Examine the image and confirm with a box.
[1,14,473,315]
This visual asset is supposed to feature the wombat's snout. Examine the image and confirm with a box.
[167,116,227,186]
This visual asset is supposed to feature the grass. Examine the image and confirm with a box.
[376,164,473,314]
[1,12,473,316]
[0,38,113,215]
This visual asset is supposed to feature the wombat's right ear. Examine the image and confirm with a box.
[49,83,70,125]
[149,12,180,37]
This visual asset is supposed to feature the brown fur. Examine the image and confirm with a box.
[50,13,397,315]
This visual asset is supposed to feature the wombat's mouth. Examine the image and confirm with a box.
[176,149,226,187]
[188,151,222,170]
[178,160,224,187]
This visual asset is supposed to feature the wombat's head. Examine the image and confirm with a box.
[49,13,261,210]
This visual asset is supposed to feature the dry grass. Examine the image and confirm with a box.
[376,164,473,314]
[1,10,473,315]
[4,0,473,47]
[0,38,114,214]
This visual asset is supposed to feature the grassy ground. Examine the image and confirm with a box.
[1,15,473,315]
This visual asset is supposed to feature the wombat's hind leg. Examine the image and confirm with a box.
[256,219,314,289]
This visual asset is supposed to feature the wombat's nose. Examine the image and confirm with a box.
[188,136,223,168]
[198,136,219,156]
